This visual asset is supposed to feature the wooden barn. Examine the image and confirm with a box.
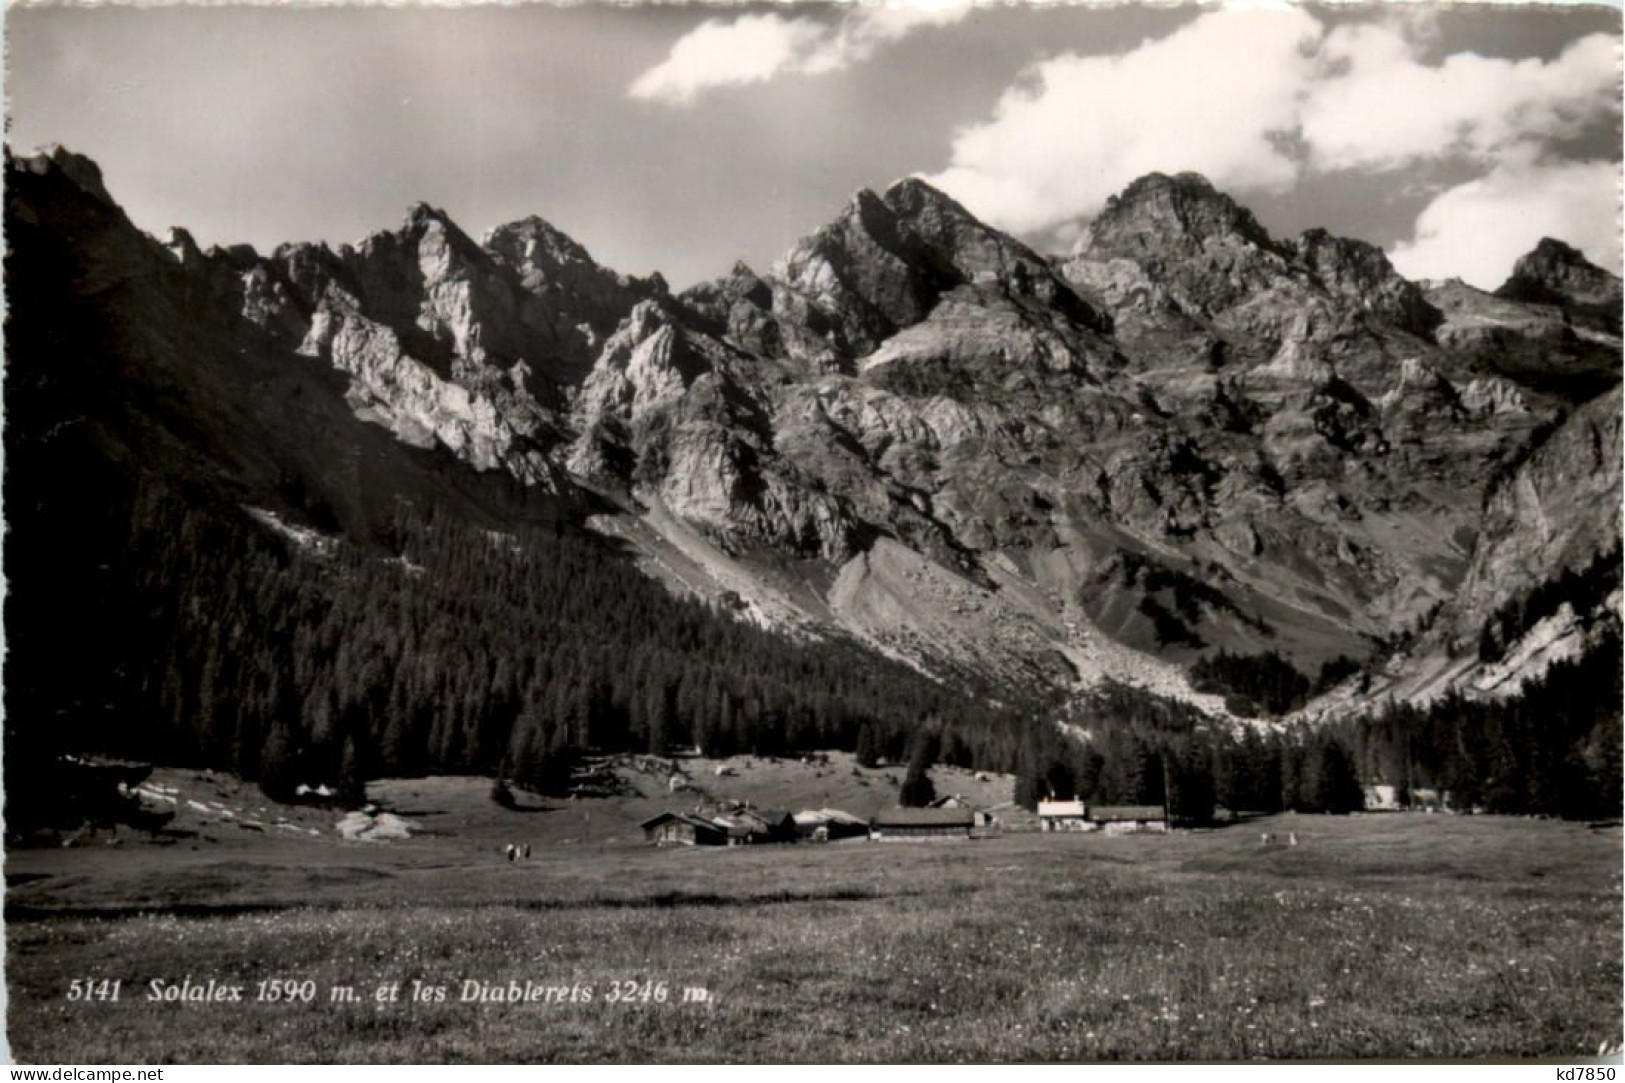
[714,808,798,845]
[1037,799,1091,831]
[930,794,996,827]
[640,812,727,847]
[792,808,870,842]
[871,807,973,841]
[1089,805,1168,834]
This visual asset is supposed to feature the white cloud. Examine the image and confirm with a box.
[924,8,1324,236]
[1388,159,1622,288]
[629,14,830,106]
[630,3,970,106]
[921,8,1621,283]
[1302,27,1621,171]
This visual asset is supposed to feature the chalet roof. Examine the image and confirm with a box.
[793,807,868,827]
[721,808,792,831]
[1089,805,1167,822]
[873,807,974,828]
[713,817,757,839]
[640,812,724,832]
[1037,800,1088,816]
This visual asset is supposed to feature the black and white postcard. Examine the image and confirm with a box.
[4,0,1621,1065]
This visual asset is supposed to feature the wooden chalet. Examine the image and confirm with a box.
[792,808,870,842]
[871,806,974,841]
[714,808,798,845]
[930,794,995,827]
[640,812,728,847]
[1036,799,1090,831]
[1089,805,1168,834]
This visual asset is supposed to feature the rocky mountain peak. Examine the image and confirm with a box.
[9,144,116,206]
[769,176,1106,360]
[879,175,972,222]
[879,174,1075,292]
[1497,237,1623,313]
[397,202,475,248]
[483,215,598,276]
[163,226,204,266]
[1081,171,1281,259]
[721,260,772,307]
[1294,228,1441,339]
[10,145,1619,722]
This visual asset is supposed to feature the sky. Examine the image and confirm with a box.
[5,2,1621,290]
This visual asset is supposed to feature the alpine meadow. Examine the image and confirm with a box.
[4,1,1621,1065]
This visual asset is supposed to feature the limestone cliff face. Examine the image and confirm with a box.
[3,145,573,551]
[484,214,665,381]
[1304,388,1623,718]
[296,280,566,489]
[1427,273,1622,392]
[1062,173,1443,375]
[1449,385,1623,639]
[569,297,862,561]
[769,178,1108,365]
[170,197,661,493]
[10,145,1619,712]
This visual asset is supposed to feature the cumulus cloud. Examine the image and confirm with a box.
[1302,26,1621,171]
[629,14,830,105]
[922,7,1621,281]
[924,8,1321,236]
[1388,159,1621,288]
[630,3,970,106]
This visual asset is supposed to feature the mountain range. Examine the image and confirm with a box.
[6,144,1620,735]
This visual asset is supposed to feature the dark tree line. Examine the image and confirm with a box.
[1009,684,1368,823]
[1189,650,1359,717]
[1010,628,1620,824]
[8,464,1615,831]
[6,475,1054,821]
[1346,628,1621,820]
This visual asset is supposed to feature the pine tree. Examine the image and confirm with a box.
[337,733,366,807]
[645,683,671,757]
[259,721,299,803]
[854,723,880,768]
[1313,737,1365,814]
[899,729,938,807]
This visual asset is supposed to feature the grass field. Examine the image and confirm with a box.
[6,767,1621,1063]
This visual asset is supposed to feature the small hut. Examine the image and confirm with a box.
[640,812,727,847]
[1088,805,1168,834]
[871,807,973,841]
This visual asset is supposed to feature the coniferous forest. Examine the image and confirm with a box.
[5,406,1618,831]
[7,453,1619,831]
[1007,628,1621,824]
[3,471,1041,828]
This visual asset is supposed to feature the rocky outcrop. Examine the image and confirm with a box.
[484,214,663,378]
[1447,385,1623,641]
[1064,173,1301,338]
[3,145,576,552]
[1062,174,1442,390]
[1307,387,1622,716]
[1497,237,1623,321]
[1293,228,1441,340]
[770,178,1107,364]
[9,146,1619,715]
[1426,276,1621,395]
[297,280,566,488]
